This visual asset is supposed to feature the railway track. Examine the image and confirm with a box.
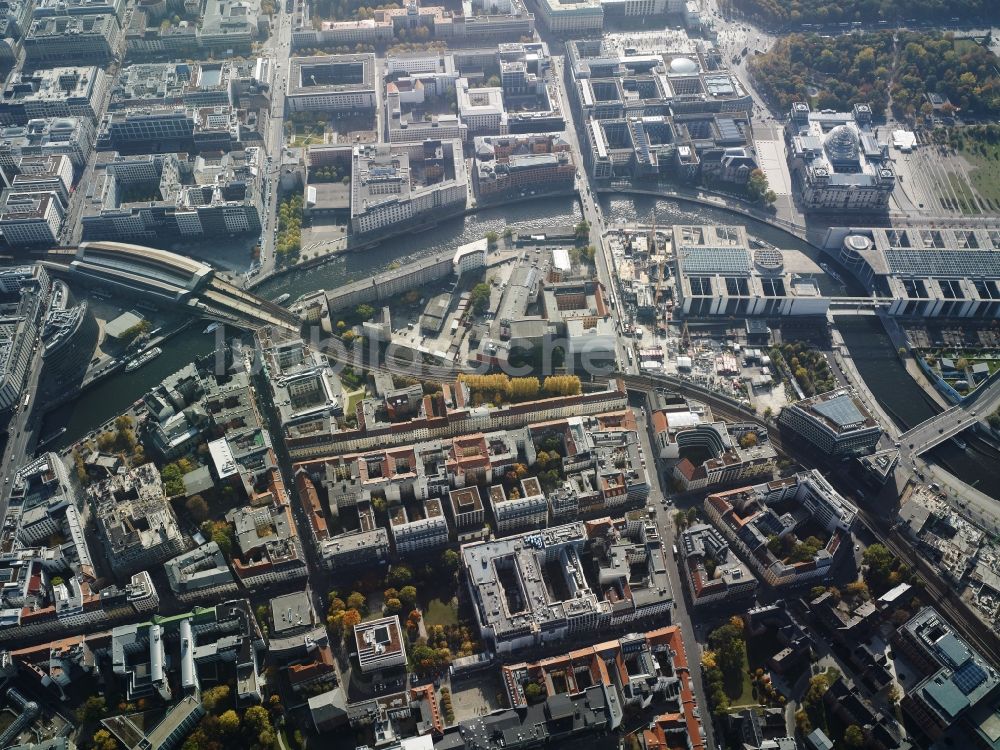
[618,371,1000,666]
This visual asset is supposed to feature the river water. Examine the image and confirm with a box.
[39,194,997,498]
[837,317,1000,500]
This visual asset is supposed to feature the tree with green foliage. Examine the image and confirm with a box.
[356,304,375,321]
[442,549,460,573]
[346,591,367,613]
[185,494,209,522]
[471,282,491,313]
[93,730,118,750]
[399,585,417,607]
[388,564,413,587]
[203,685,231,713]
[524,683,544,702]
[844,725,865,747]
[75,696,107,723]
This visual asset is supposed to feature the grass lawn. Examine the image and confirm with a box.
[959,140,1000,209]
[423,597,459,628]
[946,172,983,214]
[729,645,757,707]
[344,387,366,417]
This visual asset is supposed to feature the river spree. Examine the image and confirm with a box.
[838,317,1000,500]
[39,194,999,498]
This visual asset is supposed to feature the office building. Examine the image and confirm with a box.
[109,61,250,111]
[779,388,882,458]
[40,278,99,386]
[0,67,110,125]
[473,133,575,201]
[0,117,96,168]
[226,502,308,588]
[824,225,1000,319]
[532,0,602,33]
[894,607,1000,742]
[350,139,467,235]
[0,452,160,643]
[703,470,857,588]
[0,265,48,410]
[679,523,757,607]
[81,150,263,243]
[23,13,122,66]
[90,463,186,578]
[787,102,895,212]
[354,616,406,674]
[163,542,238,603]
[199,0,265,52]
[0,190,64,247]
[294,0,534,47]
[285,54,377,113]
[672,225,829,317]
[10,154,74,206]
[566,34,753,180]
[0,0,32,68]
[651,410,776,491]
[31,0,127,20]
[96,105,243,153]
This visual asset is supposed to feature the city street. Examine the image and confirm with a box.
[550,56,634,375]
[255,7,295,281]
[0,345,44,517]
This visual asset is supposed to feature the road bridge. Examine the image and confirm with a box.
[898,369,1000,457]
[617,370,1000,667]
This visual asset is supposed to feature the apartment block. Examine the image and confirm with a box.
[462,514,671,655]
[679,523,757,607]
[89,463,186,578]
[703,470,857,588]
[354,616,406,674]
[390,498,449,555]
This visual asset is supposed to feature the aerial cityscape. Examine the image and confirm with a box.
[0,0,998,748]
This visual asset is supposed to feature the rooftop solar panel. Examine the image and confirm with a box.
[884,249,1000,279]
[811,393,867,429]
[679,246,751,276]
[953,660,987,696]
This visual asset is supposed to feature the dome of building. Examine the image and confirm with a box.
[845,234,872,252]
[669,57,698,74]
[824,124,860,163]
[754,246,784,273]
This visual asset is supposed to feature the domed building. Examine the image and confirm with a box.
[786,101,895,211]
[823,124,860,164]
